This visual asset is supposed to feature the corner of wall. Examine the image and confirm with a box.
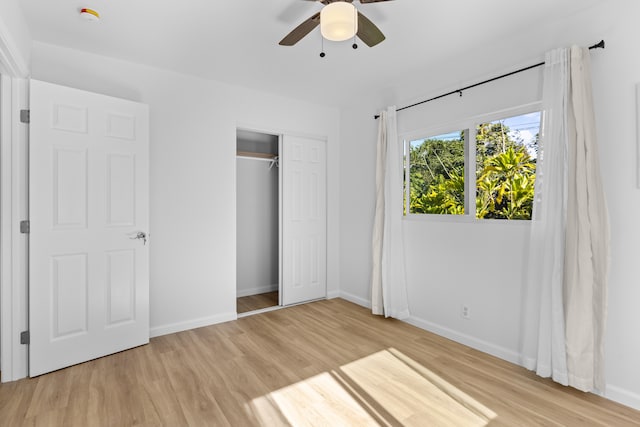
[326,290,340,299]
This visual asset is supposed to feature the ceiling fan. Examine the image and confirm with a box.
[279,0,392,48]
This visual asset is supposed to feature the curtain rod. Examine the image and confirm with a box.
[374,40,605,120]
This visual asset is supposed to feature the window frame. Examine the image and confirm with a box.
[401,102,542,222]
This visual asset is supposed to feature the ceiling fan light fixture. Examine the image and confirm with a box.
[320,2,358,42]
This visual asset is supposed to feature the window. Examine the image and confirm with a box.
[405,130,466,215]
[476,112,540,219]
[404,109,541,220]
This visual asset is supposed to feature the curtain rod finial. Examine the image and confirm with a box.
[590,40,605,50]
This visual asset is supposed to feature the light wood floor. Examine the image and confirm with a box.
[1,299,639,426]
[237,291,279,314]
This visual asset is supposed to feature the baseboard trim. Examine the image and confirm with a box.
[403,315,640,410]
[150,312,237,338]
[336,293,521,364]
[404,315,521,365]
[606,384,640,411]
[236,285,278,298]
[326,290,340,299]
[338,291,371,309]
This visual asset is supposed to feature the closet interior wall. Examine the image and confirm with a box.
[236,130,280,300]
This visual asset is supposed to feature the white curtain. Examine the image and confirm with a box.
[564,46,610,392]
[521,46,609,393]
[521,48,570,385]
[371,106,410,319]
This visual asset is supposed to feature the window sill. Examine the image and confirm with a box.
[403,214,533,227]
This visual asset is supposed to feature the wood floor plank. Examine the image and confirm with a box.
[0,378,37,425]
[237,291,279,313]
[1,298,639,426]
[24,368,73,419]
[141,379,190,426]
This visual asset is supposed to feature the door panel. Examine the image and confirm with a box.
[29,80,149,376]
[53,147,88,228]
[51,253,88,338]
[281,136,327,305]
[105,249,136,325]
[106,153,136,226]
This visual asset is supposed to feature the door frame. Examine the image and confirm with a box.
[235,125,284,310]
[0,17,30,382]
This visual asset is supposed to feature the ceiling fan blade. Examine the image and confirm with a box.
[357,12,385,47]
[279,12,321,46]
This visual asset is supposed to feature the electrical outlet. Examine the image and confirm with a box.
[461,305,471,319]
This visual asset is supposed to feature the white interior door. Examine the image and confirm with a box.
[281,135,327,305]
[29,80,149,376]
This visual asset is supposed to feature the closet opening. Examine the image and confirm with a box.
[236,129,281,315]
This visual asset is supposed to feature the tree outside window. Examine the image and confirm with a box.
[404,111,541,220]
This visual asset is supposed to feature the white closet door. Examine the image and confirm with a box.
[281,135,327,305]
[29,80,150,376]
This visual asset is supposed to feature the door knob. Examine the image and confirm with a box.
[128,231,147,245]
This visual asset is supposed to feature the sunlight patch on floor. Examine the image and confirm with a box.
[251,371,380,426]
[250,348,497,426]
[341,348,496,426]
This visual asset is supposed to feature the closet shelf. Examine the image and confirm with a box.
[236,151,276,159]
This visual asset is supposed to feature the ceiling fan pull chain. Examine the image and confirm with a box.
[352,8,358,49]
[320,35,326,58]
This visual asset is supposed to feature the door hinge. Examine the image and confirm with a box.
[20,220,30,234]
[20,109,30,124]
[20,330,30,345]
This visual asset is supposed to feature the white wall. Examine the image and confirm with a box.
[339,2,640,410]
[0,1,30,75]
[30,42,341,337]
[587,2,640,409]
[236,157,279,297]
[397,71,542,362]
[340,66,542,359]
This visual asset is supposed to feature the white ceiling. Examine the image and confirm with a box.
[18,0,606,107]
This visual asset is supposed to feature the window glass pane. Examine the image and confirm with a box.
[407,131,465,215]
[475,112,540,219]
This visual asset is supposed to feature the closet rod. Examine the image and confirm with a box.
[374,40,605,120]
[236,151,277,160]
[237,156,278,163]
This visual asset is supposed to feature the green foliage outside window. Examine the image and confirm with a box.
[406,116,538,220]
[408,137,465,215]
